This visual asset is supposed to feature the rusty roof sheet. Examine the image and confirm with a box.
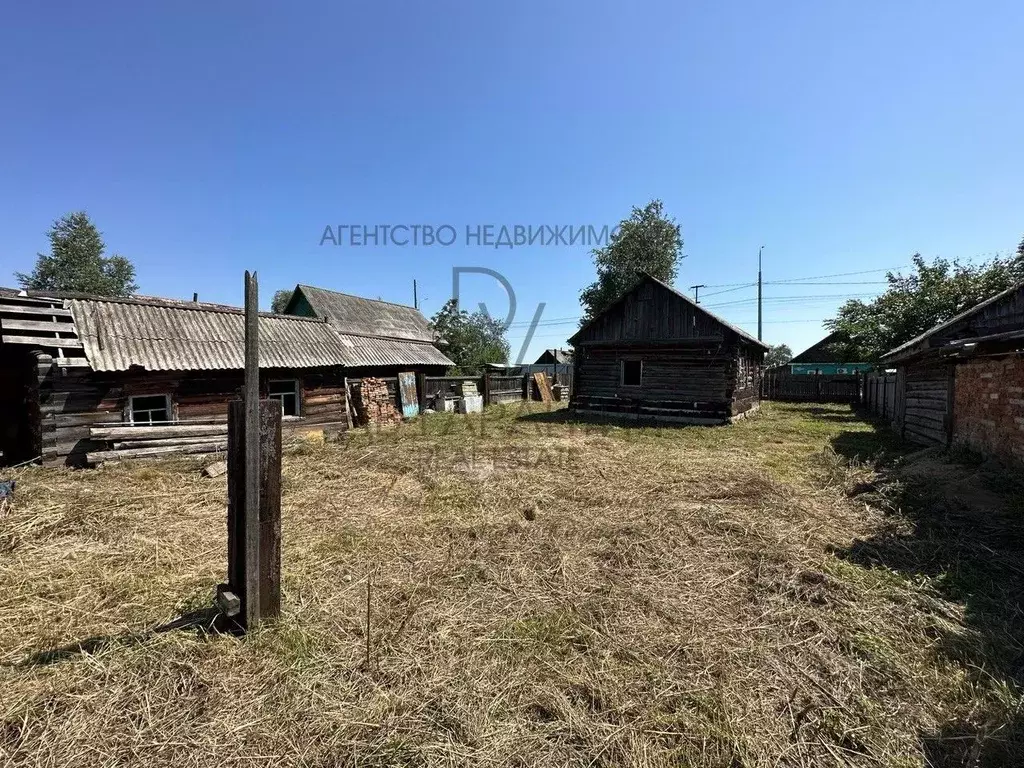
[69,297,354,372]
[292,285,436,342]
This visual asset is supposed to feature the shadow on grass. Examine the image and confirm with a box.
[514,407,727,431]
[6,606,240,667]
[825,418,1024,765]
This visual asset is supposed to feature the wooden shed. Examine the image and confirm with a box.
[567,273,769,423]
[0,287,453,467]
[879,281,1024,451]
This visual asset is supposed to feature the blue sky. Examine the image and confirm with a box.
[1,1,1022,360]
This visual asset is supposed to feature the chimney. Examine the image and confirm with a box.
[193,292,199,303]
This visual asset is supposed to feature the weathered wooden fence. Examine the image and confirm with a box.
[863,372,898,421]
[760,372,862,404]
[423,372,569,409]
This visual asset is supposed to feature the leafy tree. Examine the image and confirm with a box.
[765,343,793,367]
[579,200,683,324]
[429,298,510,373]
[826,247,1024,362]
[16,212,138,296]
[271,289,293,314]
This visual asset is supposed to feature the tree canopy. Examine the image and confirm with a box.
[16,212,138,297]
[429,298,510,373]
[271,289,293,314]
[765,343,793,367]
[826,246,1024,362]
[579,200,683,324]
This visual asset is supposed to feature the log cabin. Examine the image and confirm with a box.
[0,288,452,467]
[568,273,769,424]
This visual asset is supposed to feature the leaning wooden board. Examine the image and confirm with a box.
[397,371,420,418]
[533,372,554,403]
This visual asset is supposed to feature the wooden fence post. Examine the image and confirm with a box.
[522,373,530,402]
[482,372,491,405]
[222,271,282,632]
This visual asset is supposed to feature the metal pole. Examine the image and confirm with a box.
[689,284,706,303]
[243,270,261,629]
[413,279,418,310]
[757,246,764,341]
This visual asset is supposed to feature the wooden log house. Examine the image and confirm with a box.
[568,273,769,424]
[0,287,452,467]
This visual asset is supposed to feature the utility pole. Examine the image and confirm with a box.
[757,246,764,341]
[689,284,706,303]
[413,279,418,310]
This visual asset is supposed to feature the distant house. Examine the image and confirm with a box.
[0,285,454,467]
[283,284,453,376]
[788,332,871,375]
[534,348,572,365]
[879,281,1024,462]
[568,273,769,423]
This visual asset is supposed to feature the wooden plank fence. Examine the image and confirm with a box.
[760,372,862,404]
[863,373,898,421]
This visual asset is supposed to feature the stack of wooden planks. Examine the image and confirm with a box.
[86,424,228,465]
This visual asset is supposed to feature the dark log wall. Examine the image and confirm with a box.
[729,345,763,417]
[37,365,351,466]
[571,344,748,423]
[574,279,728,345]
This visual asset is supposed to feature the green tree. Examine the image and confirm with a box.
[826,247,1024,362]
[580,200,683,324]
[271,289,293,314]
[765,343,793,367]
[16,212,138,296]
[430,298,510,373]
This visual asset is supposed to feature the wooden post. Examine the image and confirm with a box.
[482,371,491,406]
[522,373,529,402]
[223,271,283,631]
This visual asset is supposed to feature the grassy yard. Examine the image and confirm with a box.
[1,402,1022,766]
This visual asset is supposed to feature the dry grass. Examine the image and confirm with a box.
[1,402,1022,766]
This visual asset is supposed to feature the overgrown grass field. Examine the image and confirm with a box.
[1,402,1022,766]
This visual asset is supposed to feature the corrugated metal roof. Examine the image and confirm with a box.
[335,333,455,367]
[293,285,436,342]
[69,297,355,372]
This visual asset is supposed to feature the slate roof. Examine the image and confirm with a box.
[1,288,454,371]
[67,296,352,372]
[289,285,435,342]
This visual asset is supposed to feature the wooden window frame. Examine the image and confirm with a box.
[129,394,173,425]
[268,378,301,418]
[620,359,643,387]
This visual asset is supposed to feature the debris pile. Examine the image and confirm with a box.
[355,378,402,426]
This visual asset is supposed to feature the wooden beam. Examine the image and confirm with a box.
[91,424,227,440]
[86,441,227,464]
[2,334,83,348]
[244,270,261,630]
[0,304,73,317]
[0,319,77,333]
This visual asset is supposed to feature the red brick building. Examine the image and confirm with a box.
[880,281,1024,467]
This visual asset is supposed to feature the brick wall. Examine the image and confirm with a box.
[954,355,1024,466]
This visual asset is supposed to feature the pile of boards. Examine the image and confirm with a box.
[86,424,227,465]
[353,377,402,426]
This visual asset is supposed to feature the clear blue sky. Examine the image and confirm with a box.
[2,2,1022,360]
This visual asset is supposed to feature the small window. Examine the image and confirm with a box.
[621,359,643,386]
[268,379,300,417]
[130,394,171,425]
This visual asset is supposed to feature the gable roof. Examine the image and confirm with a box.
[789,332,862,364]
[568,273,769,350]
[880,280,1024,363]
[536,348,572,365]
[288,285,435,342]
[1,288,454,371]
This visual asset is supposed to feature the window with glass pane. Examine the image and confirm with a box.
[268,379,299,417]
[130,394,170,424]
